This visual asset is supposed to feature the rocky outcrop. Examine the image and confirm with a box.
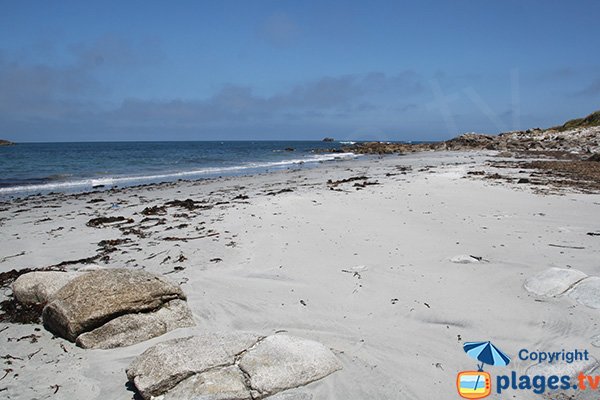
[0,139,14,146]
[41,268,194,348]
[126,333,342,400]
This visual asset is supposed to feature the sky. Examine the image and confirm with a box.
[1,0,599,142]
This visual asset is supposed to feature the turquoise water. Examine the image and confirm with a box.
[0,141,356,197]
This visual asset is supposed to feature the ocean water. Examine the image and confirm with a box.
[0,141,355,198]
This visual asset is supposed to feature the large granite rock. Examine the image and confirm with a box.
[12,271,78,304]
[127,333,341,400]
[524,267,588,297]
[127,332,261,399]
[41,269,194,348]
[43,268,185,341]
[239,335,342,396]
[75,299,194,349]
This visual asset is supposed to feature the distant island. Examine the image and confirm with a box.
[0,139,14,146]
[322,137,335,142]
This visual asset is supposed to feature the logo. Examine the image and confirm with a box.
[456,371,491,399]
[456,341,510,399]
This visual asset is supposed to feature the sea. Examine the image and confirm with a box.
[0,141,358,198]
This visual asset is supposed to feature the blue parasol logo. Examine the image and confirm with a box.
[463,341,511,371]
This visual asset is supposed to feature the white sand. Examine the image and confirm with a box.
[1,151,599,399]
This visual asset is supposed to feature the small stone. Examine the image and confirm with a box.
[449,255,481,264]
[524,267,587,297]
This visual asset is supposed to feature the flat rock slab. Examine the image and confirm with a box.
[524,267,587,297]
[127,332,261,399]
[127,333,341,400]
[76,299,194,349]
[12,271,79,304]
[568,277,600,309]
[43,268,186,341]
[239,335,342,396]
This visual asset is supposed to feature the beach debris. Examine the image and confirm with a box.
[0,251,26,263]
[300,300,307,306]
[42,269,195,348]
[86,216,133,228]
[326,176,369,187]
[449,255,486,264]
[548,243,586,250]
[141,205,167,216]
[523,267,588,297]
[233,194,249,200]
[165,199,202,211]
[266,188,294,196]
[126,333,341,400]
[587,232,600,236]
[210,257,223,263]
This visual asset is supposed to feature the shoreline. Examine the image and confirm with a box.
[1,150,600,399]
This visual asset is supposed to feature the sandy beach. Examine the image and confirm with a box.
[1,150,599,399]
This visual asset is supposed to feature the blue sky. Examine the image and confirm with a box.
[1,0,599,142]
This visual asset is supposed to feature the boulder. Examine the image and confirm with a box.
[43,268,185,341]
[239,335,342,396]
[127,333,341,400]
[126,332,261,399]
[568,277,600,309]
[12,271,78,304]
[524,267,587,297]
[75,299,194,349]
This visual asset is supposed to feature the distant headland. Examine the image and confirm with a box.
[0,139,15,146]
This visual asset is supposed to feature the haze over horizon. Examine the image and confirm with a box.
[1,0,599,143]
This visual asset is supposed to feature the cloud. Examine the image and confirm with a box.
[0,35,162,120]
[105,71,424,127]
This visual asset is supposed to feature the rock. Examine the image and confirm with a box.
[126,332,261,400]
[0,139,14,146]
[162,365,251,400]
[12,271,78,304]
[568,277,600,309]
[75,299,194,349]
[127,333,341,400]
[238,335,342,396]
[524,267,587,297]
[42,268,186,342]
[321,137,334,142]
